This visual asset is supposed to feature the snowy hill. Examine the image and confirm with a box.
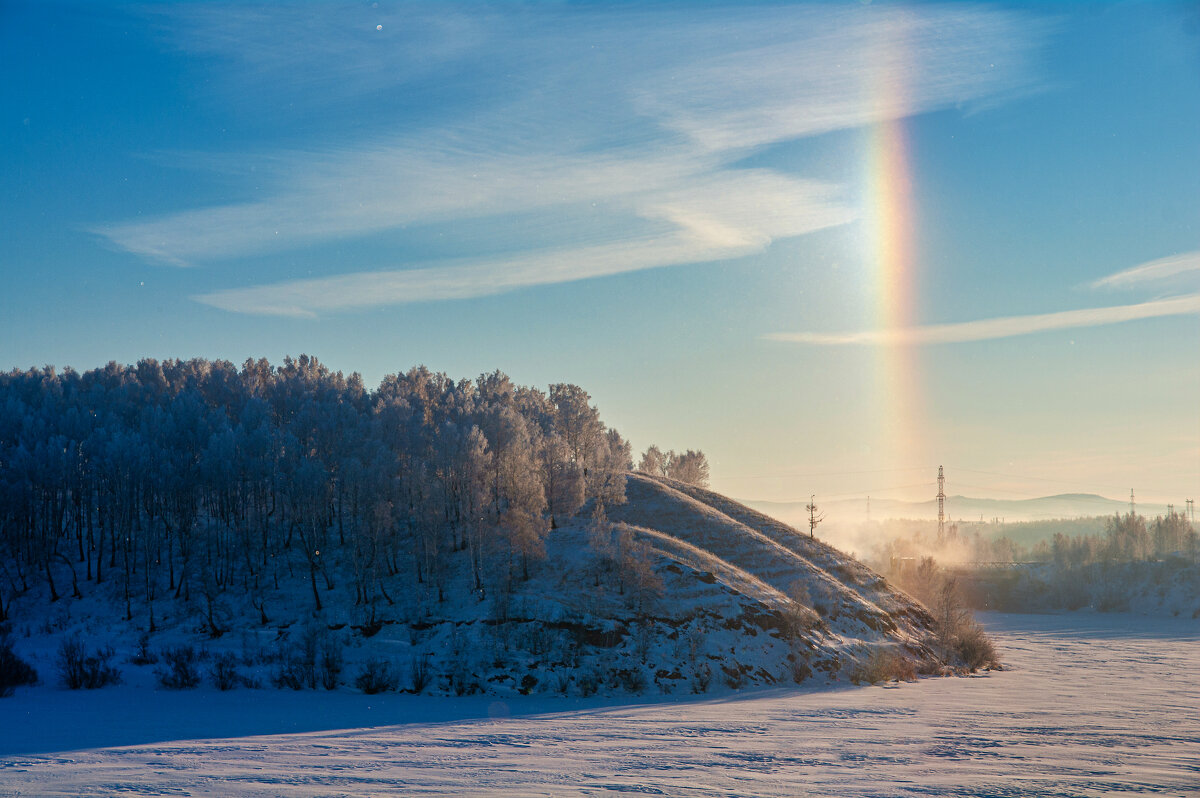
[4,473,952,700]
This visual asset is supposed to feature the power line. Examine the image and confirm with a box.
[951,466,1139,495]
[718,465,937,482]
[950,480,1086,499]
[768,480,936,504]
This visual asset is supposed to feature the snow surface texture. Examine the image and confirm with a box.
[1,612,1196,796]
[2,474,942,703]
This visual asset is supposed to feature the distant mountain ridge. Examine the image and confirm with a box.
[746,492,1172,524]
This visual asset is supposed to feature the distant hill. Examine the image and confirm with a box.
[746,492,1167,526]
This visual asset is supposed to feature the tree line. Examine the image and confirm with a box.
[877,510,1198,614]
[0,356,639,628]
[1049,511,1197,568]
[635,445,710,488]
[873,510,1198,570]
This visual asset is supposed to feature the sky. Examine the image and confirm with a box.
[2,1,1198,508]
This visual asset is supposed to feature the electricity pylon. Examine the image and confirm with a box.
[937,465,946,543]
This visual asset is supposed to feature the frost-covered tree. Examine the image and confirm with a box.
[667,449,710,488]
[0,358,632,622]
[541,436,584,528]
[549,383,603,471]
[637,445,670,477]
[638,445,710,488]
[1105,513,1151,562]
[1151,510,1194,557]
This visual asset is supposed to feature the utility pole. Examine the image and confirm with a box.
[937,465,946,543]
[806,495,823,539]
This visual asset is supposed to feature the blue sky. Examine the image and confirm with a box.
[2,1,1198,506]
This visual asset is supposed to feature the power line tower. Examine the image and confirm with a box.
[806,494,823,539]
[1187,498,1194,523]
[1130,489,1136,517]
[937,465,946,543]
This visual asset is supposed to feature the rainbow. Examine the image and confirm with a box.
[862,87,927,480]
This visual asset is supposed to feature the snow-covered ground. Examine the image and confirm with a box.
[2,611,1196,796]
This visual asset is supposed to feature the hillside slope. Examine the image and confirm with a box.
[5,474,951,699]
[609,475,941,673]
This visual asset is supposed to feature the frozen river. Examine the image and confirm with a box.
[1,612,1197,796]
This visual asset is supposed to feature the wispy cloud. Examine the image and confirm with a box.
[765,293,1200,346]
[145,4,491,107]
[94,144,707,265]
[638,7,1045,152]
[96,4,1046,314]
[772,249,1200,346]
[1091,250,1200,290]
[197,235,713,318]
[195,172,854,316]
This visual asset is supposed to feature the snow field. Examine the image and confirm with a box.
[1,612,1196,797]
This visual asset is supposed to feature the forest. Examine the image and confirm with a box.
[0,356,647,630]
[872,512,1199,615]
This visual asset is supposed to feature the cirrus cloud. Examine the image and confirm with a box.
[91,3,1048,316]
[765,293,1200,346]
[768,251,1200,346]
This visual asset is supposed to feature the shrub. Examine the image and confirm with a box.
[58,638,121,689]
[272,659,307,690]
[209,652,242,691]
[554,670,571,695]
[849,648,917,685]
[450,660,480,696]
[354,659,398,694]
[787,656,812,685]
[272,626,339,690]
[780,604,821,639]
[130,633,158,666]
[157,645,202,689]
[577,669,600,697]
[617,667,647,694]
[691,662,711,694]
[0,629,38,697]
[782,581,824,636]
[409,654,431,693]
[808,581,837,618]
[319,639,343,691]
[954,619,999,672]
